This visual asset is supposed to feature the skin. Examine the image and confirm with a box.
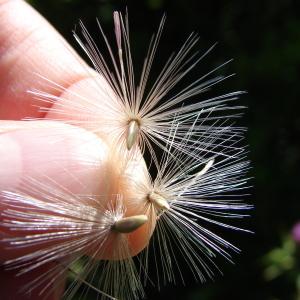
[0,0,154,298]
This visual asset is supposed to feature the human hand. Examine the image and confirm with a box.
[0,1,153,299]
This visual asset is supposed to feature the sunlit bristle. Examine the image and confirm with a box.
[113,11,122,51]
[147,192,170,211]
[28,10,245,162]
[113,214,148,233]
[198,159,214,177]
[129,122,252,287]
[126,119,140,150]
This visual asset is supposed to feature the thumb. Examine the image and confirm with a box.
[0,121,106,193]
[0,121,107,300]
[0,121,109,259]
[0,121,154,298]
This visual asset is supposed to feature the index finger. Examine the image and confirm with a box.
[0,0,89,120]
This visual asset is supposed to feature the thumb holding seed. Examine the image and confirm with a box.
[0,121,155,298]
[0,1,156,298]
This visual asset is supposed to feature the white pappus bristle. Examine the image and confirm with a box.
[124,118,251,287]
[28,10,245,162]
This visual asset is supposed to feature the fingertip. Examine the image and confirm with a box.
[0,121,155,262]
[0,0,89,119]
[127,212,156,257]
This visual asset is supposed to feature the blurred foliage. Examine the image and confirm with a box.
[27,0,300,299]
[262,236,296,281]
[262,235,300,299]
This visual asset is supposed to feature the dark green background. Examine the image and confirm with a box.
[27,0,300,299]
